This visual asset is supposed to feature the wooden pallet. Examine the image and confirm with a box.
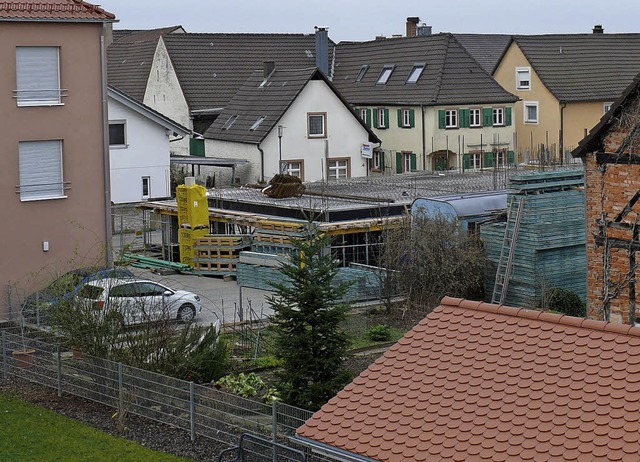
[194,260,237,272]
[257,221,304,233]
[196,235,249,246]
[195,248,242,259]
[254,234,292,244]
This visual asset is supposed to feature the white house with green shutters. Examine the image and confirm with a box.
[334,33,519,175]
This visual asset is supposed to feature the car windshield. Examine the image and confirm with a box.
[76,285,104,300]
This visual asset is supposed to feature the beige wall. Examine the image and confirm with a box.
[564,101,610,151]
[0,22,108,317]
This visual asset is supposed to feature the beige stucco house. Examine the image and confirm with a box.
[493,30,640,162]
[0,1,116,319]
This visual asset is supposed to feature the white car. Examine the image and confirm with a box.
[76,278,202,326]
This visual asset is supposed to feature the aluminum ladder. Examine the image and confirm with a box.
[491,196,525,304]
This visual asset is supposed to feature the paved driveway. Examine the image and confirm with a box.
[130,268,274,326]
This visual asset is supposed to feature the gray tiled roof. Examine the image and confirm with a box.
[332,33,517,107]
[514,34,640,102]
[204,68,380,144]
[162,33,335,112]
[107,27,182,100]
[453,34,512,75]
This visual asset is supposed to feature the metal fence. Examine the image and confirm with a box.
[0,329,328,461]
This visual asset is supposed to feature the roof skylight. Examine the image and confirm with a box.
[406,63,425,84]
[355,65,369,83]
[222,115,238,130]
[249,116,266,131]
[376,65,395,85]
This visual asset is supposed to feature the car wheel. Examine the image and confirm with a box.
[177,304,196,323]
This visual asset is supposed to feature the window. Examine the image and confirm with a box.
[377,108,388,128]
[495,150,506,167]
[493,108,504,126]
[445,109,458,128]
[18,140,65,201]
[15,47,63,106]
[355,65,369,82]
[400,109,414,128]
[470,152,482,169]
[372,151,384,171]
[142,177,150,199]
[469,109,481,127]
[328,159,350,180]
[109,121,126,146]
[281,161,303,180]
[516,67,531,90]
[406,63,425,84]
[249,116,266,131]
[307,113,326,137]
[376,65,395,85]
[396,152,417,173]
[222,115,238,130]
[524,101,539,124]
[360,108,369,125]
[604,102,613,114]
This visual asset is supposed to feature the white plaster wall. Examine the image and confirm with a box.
[108,98,171,203]
[204,139,261,185]
[261,80,370,182]
[144,38,191,156]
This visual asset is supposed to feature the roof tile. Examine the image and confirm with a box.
[0,0,114,21]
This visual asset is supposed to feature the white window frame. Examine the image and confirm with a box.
[376,65,394,85]
[604,102,613,114]
[495,150,507,167]
[402,109,411,128]
[15,46,64,106]
[470,152,482,169]
[249,116,266,131]
[142,176,150,199]
[307,113,326,138]
[18,140,65,201]
[403,153,412,173]
[109,120,127,147]
[524,101,539,124]
[373,151,383,171]
[493,107,505,126]
[377,109,387,129]
[445,109,458,128]
[328,159,350,180]
[359,108,368,125]
[469,108,481,127]
[281,160,303,180]
[516,67,531,90]
[355,65,369,82]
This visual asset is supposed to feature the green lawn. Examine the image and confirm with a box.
[0,393,193,462]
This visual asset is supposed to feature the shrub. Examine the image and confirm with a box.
[544,288,585,317]
[366,324,392,342]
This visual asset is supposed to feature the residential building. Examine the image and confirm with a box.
[0,1,115,319]
[108,85,191,204]
[203,66,380,184]
[296,296,640,461]
[573,72,640,325]
[493,30,640,162]
[332,30,518,173]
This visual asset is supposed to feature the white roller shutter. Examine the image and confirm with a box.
[19,140,64,200]
[16,47,60,105]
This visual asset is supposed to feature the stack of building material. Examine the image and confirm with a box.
[193,235,251,275]
[481,170,587,308]
[251,220,304,256]
[176,183,209,267]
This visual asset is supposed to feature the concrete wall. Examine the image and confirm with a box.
[144,38,191,155]
[108,97,172,203]
[0,22,109,317]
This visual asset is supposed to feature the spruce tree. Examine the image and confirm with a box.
[267,229,351,411]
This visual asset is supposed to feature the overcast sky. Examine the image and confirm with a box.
[100,0,640,43]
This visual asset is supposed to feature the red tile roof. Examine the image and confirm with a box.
[0,0,115,21]
[297,296,640,461]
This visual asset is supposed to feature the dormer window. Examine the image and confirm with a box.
[355,65,369,82]
[222,115,238,130]
[377,65,395,85]
[406,63,425,84]
[249,116,266,131]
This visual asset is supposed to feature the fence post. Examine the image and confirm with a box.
[56,347,62,397]
[2,330,7,381]
[118,362,124,414]
[272,401,278,462]
[189,381,196,442]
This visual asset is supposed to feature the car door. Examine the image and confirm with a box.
[106,282,139,325]
[131,282,167,322]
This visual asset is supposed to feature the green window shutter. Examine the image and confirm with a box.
[384,109,390,129]
[505,107,512,126]
[484,151,494,168]
[460,109,470,128]
[380,151,386,171]
[483,108,493,127]
[397,109,403,127]
[365,109,372,128]
[438,110,446,129]
[373,109,379,128]
[507,150,515,164]
[189,138,205,157]
[396,152,403,174]
[410,153,417,171]
[463,154,471,170]
[354,107,360,114]
[409,109,415,128]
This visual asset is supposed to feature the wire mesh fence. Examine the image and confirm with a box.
[1,328,319,460]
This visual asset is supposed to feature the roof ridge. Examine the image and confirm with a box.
[441,296,640,337]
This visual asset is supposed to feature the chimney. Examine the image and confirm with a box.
[406,17,420,37]
[315,27,329,76]
[263,61,275,79]
[593,24,604,34]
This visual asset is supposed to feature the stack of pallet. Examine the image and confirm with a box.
[176,183,209,267]
[251,220,304,256]
[193,235,251,275]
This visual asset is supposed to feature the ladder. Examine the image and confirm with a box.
[491,196,525,304]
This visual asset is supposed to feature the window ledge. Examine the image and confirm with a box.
[20,195,68,202]
[17,102,65,108]
[110,144,129,149]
